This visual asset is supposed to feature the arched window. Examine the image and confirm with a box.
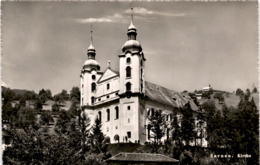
[126,66,131,78]
[115,106,119,119]
[106,109,110,121]
[151,108,154,117]
[92,75,96,80]
[98,111,102,122]
[107,83,110,90]
[114,134,120,143]
[126,57,131,64]
[91,97,95,104]
[91,83,96,92]
[126,82,131,92]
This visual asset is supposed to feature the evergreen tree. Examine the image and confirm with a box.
[180,103,195,146]
[148,110,166,145]
[252,87,258,93]
[169,112,183,158]
[89,118,111,161]
[77,112,91,162]
[90,118,105,153]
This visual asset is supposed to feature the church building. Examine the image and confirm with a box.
[80,11,200,144]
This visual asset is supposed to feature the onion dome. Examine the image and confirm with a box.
[84,59,100,66]
[122,40,142,52]
[83,58,100,71]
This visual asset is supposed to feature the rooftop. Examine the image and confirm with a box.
[145,81,198,111]
[106,152,179,163]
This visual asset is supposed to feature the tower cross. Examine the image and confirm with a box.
[131,7,134,23]
[90,24,93,44]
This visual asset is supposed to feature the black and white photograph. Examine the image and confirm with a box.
[1,1,259,165]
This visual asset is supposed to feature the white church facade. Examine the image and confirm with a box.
[80,13,205,145]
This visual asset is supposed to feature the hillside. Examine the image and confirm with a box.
[195,90,259,111]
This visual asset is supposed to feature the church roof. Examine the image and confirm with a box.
[106,152,179,163]
[145,81,198,111]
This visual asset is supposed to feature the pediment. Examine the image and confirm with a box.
[97,68,119,83]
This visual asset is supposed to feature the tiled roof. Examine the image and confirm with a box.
[107,152,179,163]
[145,81,198,111]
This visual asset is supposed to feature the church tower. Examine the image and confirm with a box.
[80,26,101,107]
[118,8,146,143]
[119,8,145,96]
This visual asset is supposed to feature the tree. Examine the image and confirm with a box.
[77,112,91,162]
[54,89,70,103]
[2,88,15,105]
[245,88,251,100]
[252,87,258,93]
[55,110,73,135]
[89,118,105,153]
[3,127,46,164]
[168,112,183,159]
[15,108,38,129]
[180,103,195,146]
[201,101,218,149]
[89,118,110,160]
[213,92,224,102]
[40,112,54,126]
[70,86,80,103]
[235,88,244,97]
[235,97,258,164]
[52,103,61,112]
[148,110,166,153]
[38,89,52,103]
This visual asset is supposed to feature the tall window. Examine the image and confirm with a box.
[126,57,131,64]
[115,106,119,119]
[91,83,96,92]
[127,131,131,138]
[91,97,95,104]
[98,111,102,122]
[151,108,154,117]
[147,124,151,140]
[107,83,110,90]
[126,82,131,92]
[106,109,110,121]
[92,75,96,80]
[126,66,131,78]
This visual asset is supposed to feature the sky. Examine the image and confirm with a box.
[1,1,258,94]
